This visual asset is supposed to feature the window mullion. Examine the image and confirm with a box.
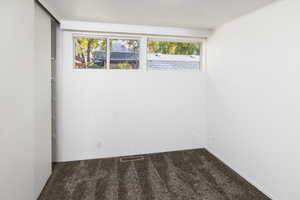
[106,38,110,69]
[201,40,206,72]
[140,37,147,71]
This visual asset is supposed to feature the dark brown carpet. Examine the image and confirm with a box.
[39,149,270,200]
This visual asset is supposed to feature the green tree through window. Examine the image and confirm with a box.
[74,37,107,68]
[148,40,200,55]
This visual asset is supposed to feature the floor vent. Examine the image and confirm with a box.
[120,156,145,162]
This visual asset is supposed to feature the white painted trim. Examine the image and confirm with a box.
[61,20,212,38]
[71,32,206,44]
[148,36,205,43]
[207,148,278,200]
[140,37,148,71]
[106,38,110,69]
[201,40,207,72]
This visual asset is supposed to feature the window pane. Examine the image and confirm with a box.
[109,39,139,69]
[147,40,201,70]
[74,37,107,69]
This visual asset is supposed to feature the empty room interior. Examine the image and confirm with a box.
[1,0,300,199]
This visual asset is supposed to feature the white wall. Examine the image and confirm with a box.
[35,4,52,198]
[207,0,300,199]
[0,0,35,199]
[55,31,207,162]
[0,1,52,199]
[60,20,212,38]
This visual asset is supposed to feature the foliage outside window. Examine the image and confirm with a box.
[74,37,107,69]
[74,36,140,70]
[148,40,200,55]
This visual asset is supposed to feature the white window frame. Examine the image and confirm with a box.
[73,33,142,70]
[106,36,142,70]
[146,37,205,71]
[72,32,206,71]
[73,34,108,69]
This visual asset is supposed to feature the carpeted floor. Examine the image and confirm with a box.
[39,149,270,200]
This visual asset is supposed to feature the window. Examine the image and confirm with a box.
[74,37,107,69]
[74,35,140,70]
[73,34,204,71]
[147,40,201,70]
[109,39,139,69]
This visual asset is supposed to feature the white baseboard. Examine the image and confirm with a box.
[206,148,278,200]
[54,146,206,162]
